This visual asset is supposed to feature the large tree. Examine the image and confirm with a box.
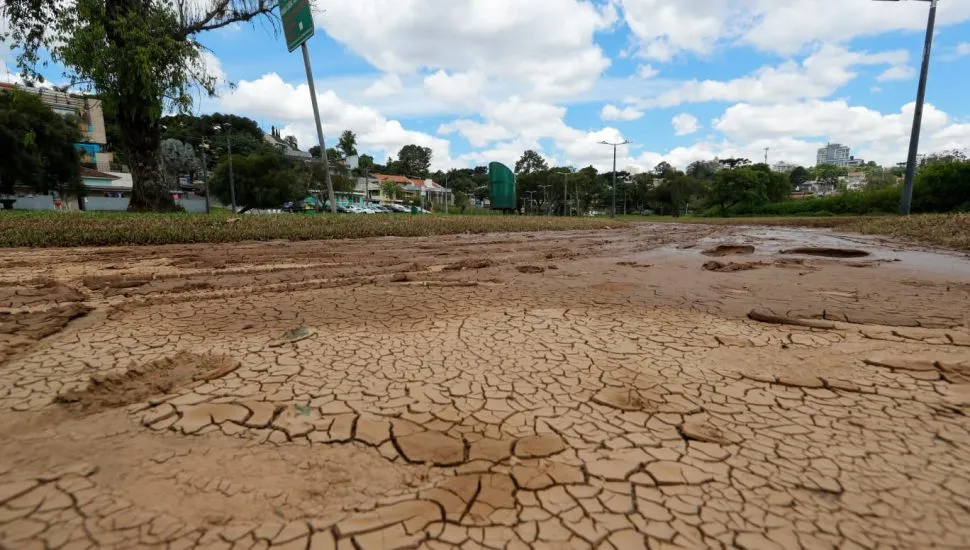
[160,138,201,186]
[396,144,432,177]
[2,0,279,211]
[0,89,84,197]
[789,166,810,186]
[515,150,549,175]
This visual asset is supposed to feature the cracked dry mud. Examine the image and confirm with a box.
[2,223,970,550]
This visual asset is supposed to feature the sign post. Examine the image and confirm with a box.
[280,0,337,213]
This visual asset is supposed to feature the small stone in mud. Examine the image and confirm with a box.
[516,265,545,274]
[702,244,755,257]
[390,273,411,283]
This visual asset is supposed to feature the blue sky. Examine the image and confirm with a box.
[4,0,970,172]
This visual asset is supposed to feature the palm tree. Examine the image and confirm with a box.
[338,130,358,158]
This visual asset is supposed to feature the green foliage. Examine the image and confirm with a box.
[722,187,901,217]
[395,144,432,177]
[209,153,303,210]
[2,0,278,210]
[381,180,403,200]
[912,160,970,213]
[161,113,270,168]
[864,168,897,191]
[0,90,83,196]
[338,130,358,158]
[453,191,471,214]
[515,150,549,175]
[789,166,810,186]
[707,165,789,212]
[160,138,201,185]
[813,164,847,187]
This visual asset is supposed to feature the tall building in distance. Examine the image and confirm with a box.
[816,143,851,167]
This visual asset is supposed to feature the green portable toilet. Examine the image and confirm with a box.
[488,162,517,213]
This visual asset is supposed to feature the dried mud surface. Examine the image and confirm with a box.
[1,223,970,550]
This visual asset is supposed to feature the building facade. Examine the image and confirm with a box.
[816,143,851,167]
[1,82,111,171]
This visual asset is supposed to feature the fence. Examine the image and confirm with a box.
[9,196,56,210]
[83,197,129,211]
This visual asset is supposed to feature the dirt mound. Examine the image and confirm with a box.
[516,265,546,274]
[0,304,91,340]
[703,261,764,273]
[443,258,495,271]
[55,352,240,413]
[703,244,755,257]
[83,274,152,291]
[780,247,870,258]
[0,278,84,308]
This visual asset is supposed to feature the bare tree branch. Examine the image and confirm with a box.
[178,0,279,38]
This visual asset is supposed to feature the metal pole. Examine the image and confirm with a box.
[900,0,937,216]
[227,128,236,214]
[445,173,449,214]
[611,146,617,219]
[200,143,210,214]
[563,172,568,216]
[302,43,338,213]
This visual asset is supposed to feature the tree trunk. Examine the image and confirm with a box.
[105,0,179,212]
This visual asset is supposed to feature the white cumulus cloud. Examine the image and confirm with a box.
[672,113,700,136]
[601,104,644,121]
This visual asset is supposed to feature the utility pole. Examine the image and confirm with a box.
[599,140,631,218]
[764,147,770,166]
[214,123,237,213]
[872,0,938,215]
[540,185,551,216]
[526,190,536,215]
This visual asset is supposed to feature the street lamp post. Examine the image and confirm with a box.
[599,140,631,218]
[214,123,237,213]
[874,0,938,215]
[199,140,210,214]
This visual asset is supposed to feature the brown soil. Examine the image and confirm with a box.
[702,244,756,256]
[0,278,84,308]
[780,247,871,258]
[2,223,970,549]
[442,258,495,271]
[0,304,91,340]
[55,352,240,413]
[703,260,765,272]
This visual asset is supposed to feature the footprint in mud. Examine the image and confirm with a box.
[516,265,545,274]
[55,352,240,414]
[702,244,755,257]
[702,261,765,273]
[780,247,870,258]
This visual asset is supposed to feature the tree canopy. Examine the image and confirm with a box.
[0,90,83,197]
[393,144,432,177]
[209,152,303,211]
[338,131,358,158]
[515,150,549,175]
[2,0,279,210]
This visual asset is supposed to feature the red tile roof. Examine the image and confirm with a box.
[80,167,120,180]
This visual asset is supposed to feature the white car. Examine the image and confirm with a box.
[346,205,375,214]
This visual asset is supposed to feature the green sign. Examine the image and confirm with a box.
[280,0,314,52]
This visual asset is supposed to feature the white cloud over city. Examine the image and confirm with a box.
[201,0,970,173]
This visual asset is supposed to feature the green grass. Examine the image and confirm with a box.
[0,211,629,248]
